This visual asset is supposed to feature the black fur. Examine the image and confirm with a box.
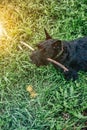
[30,29,87,80]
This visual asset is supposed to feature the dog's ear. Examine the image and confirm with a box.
[44,28,52,40]
[52,40,61,49]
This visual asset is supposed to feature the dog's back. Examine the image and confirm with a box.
[62,37,87,71]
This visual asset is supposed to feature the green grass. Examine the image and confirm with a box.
[0,0,87,130]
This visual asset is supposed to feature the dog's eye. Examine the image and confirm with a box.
[41,48,46,52]
[36,44,43,49]
[36,44,46,52]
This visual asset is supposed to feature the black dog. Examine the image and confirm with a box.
[30,29,87,80]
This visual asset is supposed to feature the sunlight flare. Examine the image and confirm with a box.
[0,23,6,37]
[0,23,10,39]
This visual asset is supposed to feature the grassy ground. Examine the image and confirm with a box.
[0,0,87,130]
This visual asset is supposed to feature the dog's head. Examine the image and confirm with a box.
[30,29,63,66]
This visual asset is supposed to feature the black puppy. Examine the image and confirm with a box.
[30,29,87,80]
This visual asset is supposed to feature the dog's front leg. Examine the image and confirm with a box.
[64,68,78,81]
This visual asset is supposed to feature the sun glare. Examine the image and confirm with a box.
[0,23,10,39]
[0,23,5,37]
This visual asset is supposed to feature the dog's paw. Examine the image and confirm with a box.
[64,69,78,81]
